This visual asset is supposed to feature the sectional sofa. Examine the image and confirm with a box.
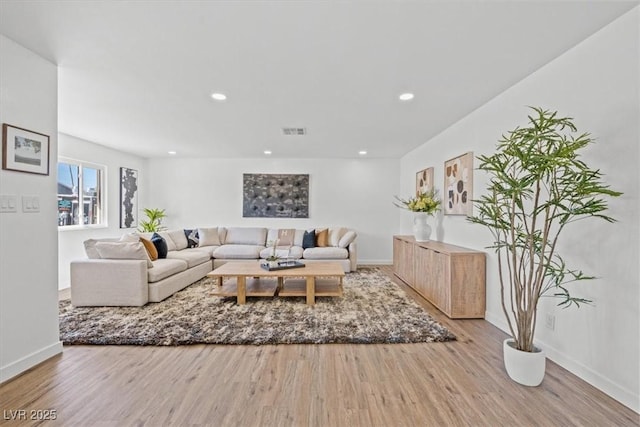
[70,226,357,307]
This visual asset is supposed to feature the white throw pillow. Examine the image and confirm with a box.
[94,242,153,268]
[198,227,221,246]
[120,233,139,243]
[167,229,189,250]
[329,227,347,247]
[83,239,101,259]
[338,230,357,248]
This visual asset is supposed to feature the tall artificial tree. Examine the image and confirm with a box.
[469,107,622,352]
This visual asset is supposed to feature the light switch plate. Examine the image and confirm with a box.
[22,195,40,213]
[1,195,18,213]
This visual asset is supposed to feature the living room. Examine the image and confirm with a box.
[1,1,639,425]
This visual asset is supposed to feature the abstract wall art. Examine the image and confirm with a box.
[416,167,434,196]
[120,167,138,228]
[243,173,309,218]
[444,152,473,215]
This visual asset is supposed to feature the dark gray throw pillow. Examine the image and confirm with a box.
[302,229,316,249]
[151,232,168,258]
[184,229,199,248]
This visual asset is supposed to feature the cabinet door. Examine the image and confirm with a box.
[413,246,430,299]
[428,249,450,314]
[393,238,414,285]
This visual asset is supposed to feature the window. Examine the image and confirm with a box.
[57,159,105,227]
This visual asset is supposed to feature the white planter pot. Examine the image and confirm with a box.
[413,213,432,242]
[503,338,546,386]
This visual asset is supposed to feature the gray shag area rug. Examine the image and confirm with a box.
[59,267,456,345]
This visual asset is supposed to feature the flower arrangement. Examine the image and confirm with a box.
[394,189,441,215]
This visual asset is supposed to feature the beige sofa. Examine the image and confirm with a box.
[70,227,357,307]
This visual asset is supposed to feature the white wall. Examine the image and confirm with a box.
[57,133,148,289]
[0,35,62,382]
[400,8,639,411]
[148,157,399,264]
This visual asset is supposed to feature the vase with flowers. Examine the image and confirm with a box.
[394,189,441,241]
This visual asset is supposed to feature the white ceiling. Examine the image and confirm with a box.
[0,1,636,159]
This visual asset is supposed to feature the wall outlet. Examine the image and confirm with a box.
[545,314,556,331]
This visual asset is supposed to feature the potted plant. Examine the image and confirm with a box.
[265,239,280,268]
[469,107,621,386]
[395,189,441,241]
[138,208,167,233]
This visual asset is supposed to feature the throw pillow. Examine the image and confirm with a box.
[167,229,188,250]
[151,233,168,259]
[329,227,346,247]
[120,233,140,243]
[184,229,199,248]
[83,239,101,259]
[302,229,316,249]
[198,227,221,246]
[338,230,357,248]
[315,228,329,247]
[94,242,153,268]
[277,228,295,247]
[139,236,159,261]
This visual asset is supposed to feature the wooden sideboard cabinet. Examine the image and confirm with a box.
[393,235,486,319]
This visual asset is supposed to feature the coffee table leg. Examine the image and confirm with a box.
[306,276,315,306]
[237,276,246,305]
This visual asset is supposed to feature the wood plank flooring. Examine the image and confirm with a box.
[1,266,637,426]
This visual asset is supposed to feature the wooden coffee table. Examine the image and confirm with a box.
[207,261,344,306]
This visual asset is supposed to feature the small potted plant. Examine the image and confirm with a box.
[394,189,441,241]
[265,239,280,268]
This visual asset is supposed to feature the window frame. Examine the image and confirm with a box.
[57,157,107,230]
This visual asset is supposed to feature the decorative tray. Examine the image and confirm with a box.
[260,261,306,271]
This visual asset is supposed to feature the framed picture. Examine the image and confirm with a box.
[243,173,309,218]
[120,167,138,228]
[444,152,473,215]
[2,123,50,175]
[416,167,434,196]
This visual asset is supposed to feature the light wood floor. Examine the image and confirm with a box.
[1,266,637,426]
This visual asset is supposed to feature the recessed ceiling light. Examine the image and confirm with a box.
[168,151,177,155]
[211,92,227,101]
[359,150,368,155]
[399,93,414,101]
[264,150,272,155]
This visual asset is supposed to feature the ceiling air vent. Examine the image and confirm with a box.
[282,127,306,136]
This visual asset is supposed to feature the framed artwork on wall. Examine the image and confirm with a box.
[243,173,309,218]
[2,123,50,175]
[120,167,138,228]
[444,152,473,215]
[416,167,434,196]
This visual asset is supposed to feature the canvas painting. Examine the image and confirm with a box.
[243,173,309,218]
[120,167,138,228]
[416,167,434,196]
[444,152,473,215]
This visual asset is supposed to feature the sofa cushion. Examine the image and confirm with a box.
[196,245,219,257]
[156,231,177,251]
[224,227,267,245]
[167,229,189,250]
[198,227,221,246]
[213,244,265,259]
[259,246,303,259]
[167,248,211,268]
[95,242,154,267]
[148,258,188,283]
[302,230,316,249]
[329,227,346,247]
[303,247,349,260]
[151,233,169,258]
[315,229,329,247]
[338,230,357,248]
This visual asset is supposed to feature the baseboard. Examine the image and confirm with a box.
[358,259,392,265]
[485,311,639,414]
[0,341,63,384]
